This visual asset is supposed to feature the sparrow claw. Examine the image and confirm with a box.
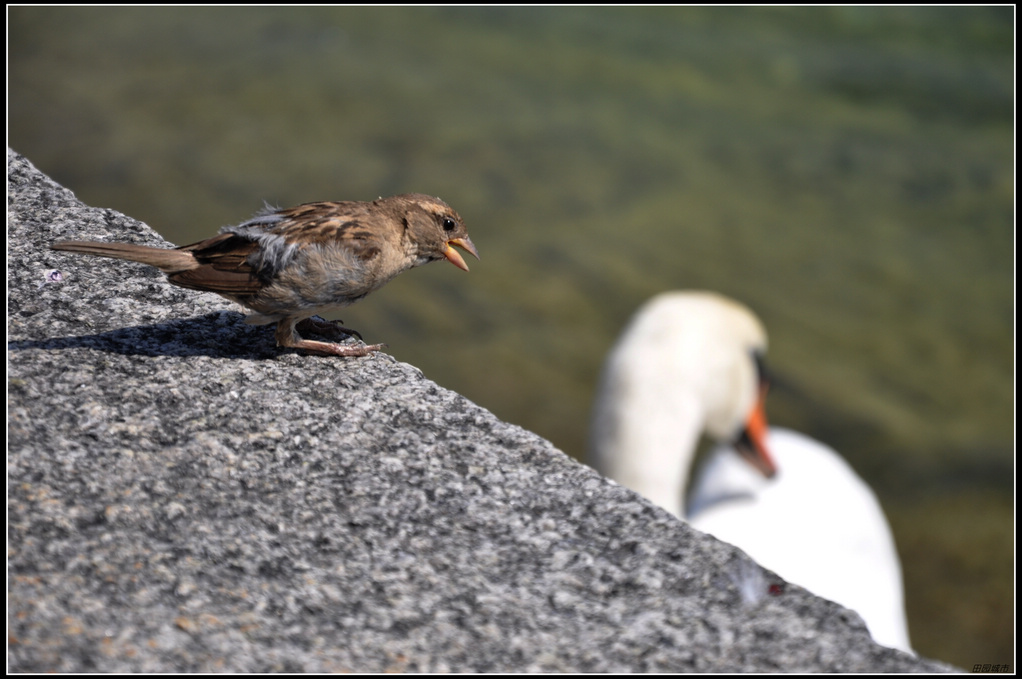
[289,339,386,357]
[296,316,364,342]
[279,318,382,357]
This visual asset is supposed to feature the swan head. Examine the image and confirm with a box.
[652,292,776,476]
[590,291,777,514]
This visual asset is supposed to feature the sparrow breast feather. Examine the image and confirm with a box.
[51,193,478,357]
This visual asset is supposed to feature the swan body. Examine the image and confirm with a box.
[689,428,912,653]
[589,291,912,653]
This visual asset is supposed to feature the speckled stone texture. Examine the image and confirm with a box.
[7,148,955,672]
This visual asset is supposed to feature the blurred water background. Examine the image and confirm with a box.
[8,6,1013,668]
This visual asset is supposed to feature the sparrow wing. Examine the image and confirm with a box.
[168,233,265,294]
[268,202,384,262]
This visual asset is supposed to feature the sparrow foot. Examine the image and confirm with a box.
[277,317,383,357]
[296,316,364,341]
[288,338,387,357]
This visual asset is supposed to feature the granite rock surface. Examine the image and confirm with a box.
[7,149,955,672]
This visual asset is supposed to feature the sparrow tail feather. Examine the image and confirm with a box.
[51,241,197,273]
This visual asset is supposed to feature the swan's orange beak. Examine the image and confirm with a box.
[443,236,479,272]
[735,382,777,478]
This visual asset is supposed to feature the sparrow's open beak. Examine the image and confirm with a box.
[734,382,777,478]
[443,236,480,272]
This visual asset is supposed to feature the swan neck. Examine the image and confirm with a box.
[593,393,706,519]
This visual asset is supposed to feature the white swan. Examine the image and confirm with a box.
[589,291,912,653]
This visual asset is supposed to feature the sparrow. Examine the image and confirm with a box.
[51,193,478,357]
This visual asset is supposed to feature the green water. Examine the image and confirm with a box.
[9,7,1013,667]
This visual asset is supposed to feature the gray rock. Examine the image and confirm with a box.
[7,148,955,672]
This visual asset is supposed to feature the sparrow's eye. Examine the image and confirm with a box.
[442,217,457,232]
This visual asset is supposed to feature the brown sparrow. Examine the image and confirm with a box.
[51,193,478,357]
